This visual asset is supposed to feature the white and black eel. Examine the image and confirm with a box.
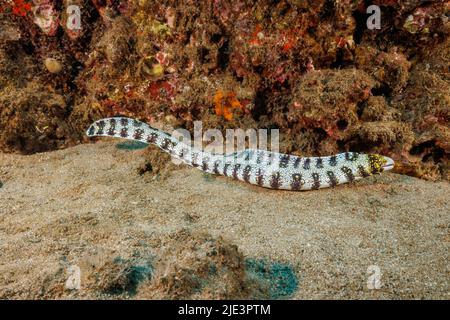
[86,117,395,191]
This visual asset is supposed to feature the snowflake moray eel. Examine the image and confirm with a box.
[87,117,394,191]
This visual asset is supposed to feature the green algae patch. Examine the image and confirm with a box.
[116,141,149,151]
[245,258,298,299]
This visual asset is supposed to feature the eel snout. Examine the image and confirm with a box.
[382,156,395,171]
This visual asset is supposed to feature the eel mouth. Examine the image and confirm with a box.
[382,156,395,171]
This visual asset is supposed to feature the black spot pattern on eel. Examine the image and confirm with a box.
[329,156,337,166]
[223,163,231,176]
[120,118,128,126]
[243,165,252,182]
[270,172,281,189]
[326,171,339,187]
[202,157,210,171]
[178,147,188,158]
[341,166,355,182]
[244,151,254,162]
[107,127,116,136]
[120,127,128,138]
[303,158,311,170]
[133,129,144,140]
[293,157,301,169]
[132,119,142,127]
[279,155,290,168]
[311,173,321,190]
[161,138,172,150]
[256,152,264,165]
[316,158,324,169]
[291,174,303,191]
[147,132,158,143]
[345,152,359,161]
[213,160,222,174]
[256,169,264,186]
[358,165,370,178]
[266,153,274,166]
[96,120,106,135]
[232,164,241,179]
[88,126,95,136]
[191,152,200,167]
[107,119,116,135]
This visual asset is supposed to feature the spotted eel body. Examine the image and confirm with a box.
[87,117,394,191]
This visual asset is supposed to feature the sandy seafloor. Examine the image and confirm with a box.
[0,140,449,299]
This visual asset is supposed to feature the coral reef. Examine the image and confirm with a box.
[0,0,448,179]
[0,82,75,153]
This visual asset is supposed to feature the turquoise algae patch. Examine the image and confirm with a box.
[109,256,153,296]
[115,141,148,150]
[245,258,298,299]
